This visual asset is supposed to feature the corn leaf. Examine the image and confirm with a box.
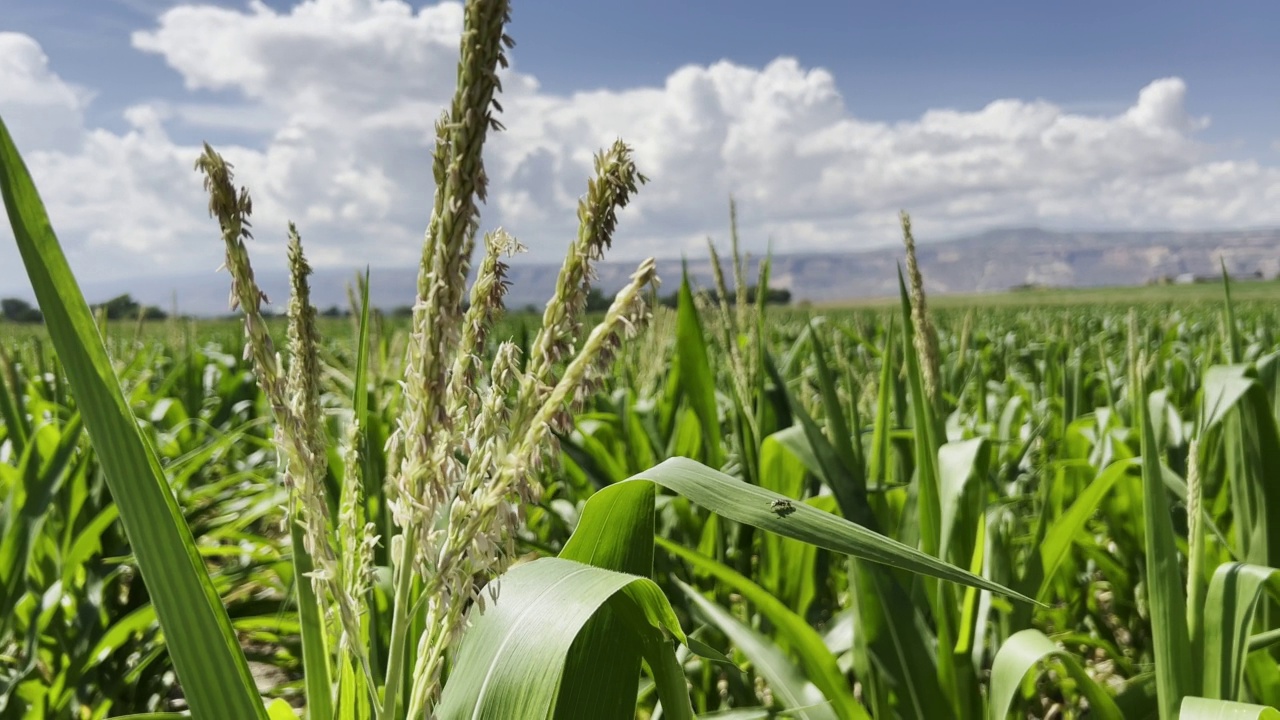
[0,114,267,720]
[1181,696,1280,719]
[658,537,864,719]
[639,457,1033,601]
[988,629,1122,720]
[677,580,845,720]
[675,266,724,467]
[555,481,655,719]
[434,557,688,720]
[1140,383,1196,714]
[1203,562,1280,701]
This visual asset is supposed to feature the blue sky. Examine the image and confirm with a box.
[2,0,1280,299]
[13,0,1278,152]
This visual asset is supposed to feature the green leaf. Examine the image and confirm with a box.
[1221,260,1242,364]
[1203,563,1280,701]
[1139,384,1196,714]
[1180,696,1280,719]
[846,556,949,720]
[637,457,1033,602]
[290,519,334,719]
[868,317,898,488]
[266,699,298,720]
[758,435,819,616]
[0,417,80,611]
[896,266,942,558]
[675,267,724,467]
[0,113,268,720]
[435,557,688,720]
[1201,365,1280,569]
[677,580,845,720]
[658,538,863,719]
[988,629,1122,720]
[1035,458,1138,600]
[937,437,987,567]
[555,481,655,719]
[805,320,861,484]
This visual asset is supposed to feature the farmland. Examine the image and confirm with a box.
[3,235,1280,718]
[3,1,1280,718]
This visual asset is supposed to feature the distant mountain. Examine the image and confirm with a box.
[53,227,1280,316]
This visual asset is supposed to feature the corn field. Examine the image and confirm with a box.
[2,1,1280,718]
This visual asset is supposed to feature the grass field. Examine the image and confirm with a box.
[816,277,1280,309]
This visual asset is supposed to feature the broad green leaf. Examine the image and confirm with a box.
[1180,696,1280,719]
[0,114,267,720]
[675,267,723,467]
[937,437,987,567]
[658,538,863,719]
[1035,458,1138,600]
[896,266,942,558]
[1113,673,1160,720]
[1140,386,1196,714]
[867,317,898,489]
[1221,261,1242,364]
[805,320,861,483]
[290,519,334,719]
[758,435,819,616]
[0,417,80,611]
[1203,562,1280,701]
[637,457,1033,602]
[436,557,689,720]
[988,629,1122,720]
[1201,365,1280,570]
[678,580,845,720]
[847,556,949,720]
[555,481,655,720]
[266,699,297,720]
[781,390,874,529]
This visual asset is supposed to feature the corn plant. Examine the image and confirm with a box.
[0,1,1024,718]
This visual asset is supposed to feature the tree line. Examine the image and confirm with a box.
[1,294,167,324]
[1,285,792,325]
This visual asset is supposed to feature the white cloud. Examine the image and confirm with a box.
[3,0,1280,297]
[0,32,92,152]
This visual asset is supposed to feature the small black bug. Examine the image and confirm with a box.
[770,498,796,517]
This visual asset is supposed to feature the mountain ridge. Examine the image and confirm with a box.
[12,226,1280,316]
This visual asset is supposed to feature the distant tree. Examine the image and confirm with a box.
[87,293,166,320]
[657,285,791,308]
[96,293,140,320]
[1,298,43,323]
[585,287,612,313]
[753,287,791,305]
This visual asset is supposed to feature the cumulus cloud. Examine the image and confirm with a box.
[3,0,1280,296]
[0,32,91,152]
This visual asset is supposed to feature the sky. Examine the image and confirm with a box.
[2,0,1280,299]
